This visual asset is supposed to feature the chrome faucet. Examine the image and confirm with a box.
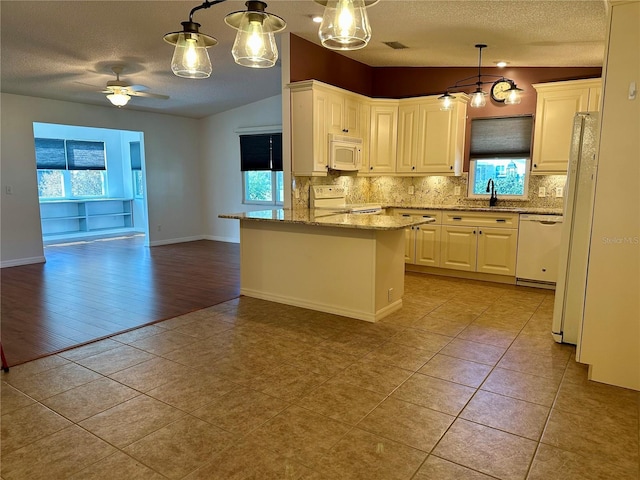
[486,179,498,206]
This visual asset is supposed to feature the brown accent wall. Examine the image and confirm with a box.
[289,35,602,171]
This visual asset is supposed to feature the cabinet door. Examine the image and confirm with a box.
[588,87,602,112]
[415,224,441,267]
[477,227,518,276]
[531,87,591,174]
[404,227,416,263]
[327,93,344,135]
[369,104,398,173]
[416,102,455,173]
[359,102,371,171]
[441,226,477,271]
[396,104,419,173]
[344,97,361,136]
[312,91,330,173]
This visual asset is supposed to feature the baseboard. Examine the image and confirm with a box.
[202,235,240,244]
[1,256,46,268]
[147,235,206,247]
[406,265,516,285]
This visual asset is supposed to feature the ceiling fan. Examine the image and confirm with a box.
[100,66,169,107]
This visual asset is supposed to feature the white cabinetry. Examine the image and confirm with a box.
[395,210,442,266]
[40,199,134,240]
[396,95,468,175]
[367,100,398,174]
[531,79,602,174]
[327,92,361,136]
[441,211,519,276]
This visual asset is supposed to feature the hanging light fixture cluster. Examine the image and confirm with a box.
[438,44,523,111]
[164,0,286,79]
[314,0,378,51]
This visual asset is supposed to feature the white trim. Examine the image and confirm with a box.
[147,235,206,247]
[202,235,239,244]
[234,125,282,134]
[1,256,46,268]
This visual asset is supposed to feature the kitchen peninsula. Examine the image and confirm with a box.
[220,209,434,322]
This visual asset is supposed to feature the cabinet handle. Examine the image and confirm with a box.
[479,230,482,235]
[473,230,476,234]
[496,219,506,223]
[343,129,348,133]
[370,166,374,170]
[422,215,432,219]
[533,164,537,168]
[412,166,415,170]
[450,165,453,170]
[452,217,462,221]
[402,214,410,217]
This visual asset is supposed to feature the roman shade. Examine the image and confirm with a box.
[470,115,534,158]
[34,138,66,169]
[65,141,106,170]
[240,133,282,171]
[130,142,142,170]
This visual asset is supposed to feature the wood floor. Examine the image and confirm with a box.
[0,236,240,367]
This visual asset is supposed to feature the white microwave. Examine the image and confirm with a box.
[328,134,362,171]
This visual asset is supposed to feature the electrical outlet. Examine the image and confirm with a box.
[4,185,13,195]
[388,288,393,302]
[294,189,300,199]
[538,187,546,198]
[408,186,415,195]
[454,186,461,196]
[555,187,563,198]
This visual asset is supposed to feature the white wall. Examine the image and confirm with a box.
[1,93,203,265]
[200,94,283,243]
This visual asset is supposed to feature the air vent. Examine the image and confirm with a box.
[383,41,408,50]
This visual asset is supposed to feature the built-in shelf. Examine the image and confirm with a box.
[39,198,137,240]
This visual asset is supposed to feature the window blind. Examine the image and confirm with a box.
[34,138,66,169]
[240,133,282,171]
[66,141,106,170]
[130,142,142,170]
[470,115,533,158]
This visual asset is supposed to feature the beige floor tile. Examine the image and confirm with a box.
[460,390,550,440]
[438,338,506,366]
[173,317,234,339]
[333,360,413,395]
[146,369,238,412]
[1,382,35,415]
[161,338,228,368]
[154,312,199,330]
[41,377,139,422]
[542,408,639,472]
[418,354,492,388]
[481,367,561,407]
[79,395,185,448]
[1,402,72,454]
[295,379,384,424]
[457,324,519,348]
[75,344,155,375]
[0,355,69,382]
[58,338,123,361]
[108,356,192,392]
[392,373,476,416]
[358,397,454,452]
[128,329,200,355]
[318,332,387,356]
[316,427,427,480]
[0,425,115,480]
[184,439,311,479]
[413,455,494,479]
[433,419,537,480]
[390,328,453,351]
[527,443,639,480]
[5,362,102,401]
[124,415,234,480]
[193,386,288,434]
[247,363,328,401]
[250,405,351,466]
[410,314,472,337]
[68,451,166,480]
[283,346,359,376]
[497,350,567,380]
[109,325,166,344]
[362,341,435,371]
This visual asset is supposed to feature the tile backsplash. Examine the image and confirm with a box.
[292,173,566,210]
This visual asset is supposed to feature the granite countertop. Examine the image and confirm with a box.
[219,209,435,231]
[384,204,564,215]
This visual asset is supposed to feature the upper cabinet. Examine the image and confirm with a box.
[396,95,468,176]
[531,78,602,174]
[327,92,361,137]
[367,100,399,174]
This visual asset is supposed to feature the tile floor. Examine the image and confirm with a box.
[1,274,639,480]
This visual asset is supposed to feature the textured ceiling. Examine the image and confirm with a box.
[0,1,608,118]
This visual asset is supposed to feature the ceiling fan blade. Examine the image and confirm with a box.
[129,91,169,100]
[74,81,106,90]
[127,84,148,92]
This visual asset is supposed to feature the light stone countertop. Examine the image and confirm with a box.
[219,209,436,231]
[384,204,564,215]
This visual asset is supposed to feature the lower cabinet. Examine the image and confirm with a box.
[405,224,442,267]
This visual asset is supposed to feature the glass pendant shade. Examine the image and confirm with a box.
[231,12,278,68]
[438,93,454,111]
[170,31,213,78]
[319,0,371,50]
[504,86,523,105]
[107,91,131,107]
[469,89,487,108]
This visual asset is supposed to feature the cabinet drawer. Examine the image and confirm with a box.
[443,211,518,228]
[393,209,442,224]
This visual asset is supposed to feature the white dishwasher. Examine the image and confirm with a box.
[516,215,563,288]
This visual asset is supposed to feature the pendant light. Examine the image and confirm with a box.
[225,1,285,68]
[106,90,131,107]
[164,0,285,79]
[315,0,378,51]
[439,44,523,110]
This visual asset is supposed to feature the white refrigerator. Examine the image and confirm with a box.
[552,112,600,345]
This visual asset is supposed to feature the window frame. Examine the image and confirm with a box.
[467,157,531,200]
[242,170,284,206]
[239,131,283,206]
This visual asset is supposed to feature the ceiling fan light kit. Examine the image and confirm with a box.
[314,0,378,51]
[439,44,523,111]
[107,91,131,107]
[164,0,286,78]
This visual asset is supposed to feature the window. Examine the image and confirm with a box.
[35,138,106,199]
[468,115,533,199]
[130,141,144,198]
[240,133,283,205]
